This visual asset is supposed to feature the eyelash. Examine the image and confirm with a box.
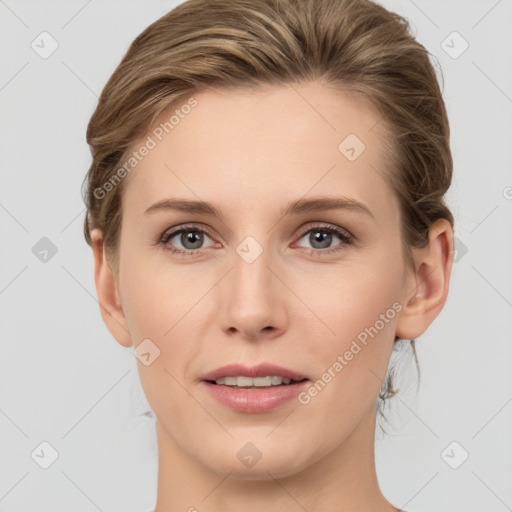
[158,223,354,258]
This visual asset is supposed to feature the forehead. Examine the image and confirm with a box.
[121,81,397,222]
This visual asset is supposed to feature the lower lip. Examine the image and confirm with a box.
[202,380,309,413]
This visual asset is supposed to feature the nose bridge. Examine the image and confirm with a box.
[231,233,273,299]
[218,231,286,338]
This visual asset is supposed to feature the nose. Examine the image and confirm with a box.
[218,240,288,341]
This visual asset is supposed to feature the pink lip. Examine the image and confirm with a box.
[201,380,309,413]
[199,363,310,414]
[199,363,309,382]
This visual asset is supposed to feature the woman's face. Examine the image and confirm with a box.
[109,80,419,478]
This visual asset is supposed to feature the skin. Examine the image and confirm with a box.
[91,80,453,512]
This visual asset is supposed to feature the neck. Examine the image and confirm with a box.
[153,405,400,512]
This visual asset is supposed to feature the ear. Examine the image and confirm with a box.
[90,228,132,347]
[395,218,454,340]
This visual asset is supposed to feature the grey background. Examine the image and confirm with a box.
[1,0,511,511]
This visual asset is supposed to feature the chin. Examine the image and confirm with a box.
[197,439,318,481]
[208,458,307,481]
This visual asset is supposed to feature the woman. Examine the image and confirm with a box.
[82,0,454,510]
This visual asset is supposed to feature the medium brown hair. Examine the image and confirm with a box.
[82,0,454,417]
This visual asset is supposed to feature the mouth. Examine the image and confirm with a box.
[200,362,309,382]
[199,363,310,413]
[206,375,309,389]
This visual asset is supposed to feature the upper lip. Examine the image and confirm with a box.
[200,363,309,382]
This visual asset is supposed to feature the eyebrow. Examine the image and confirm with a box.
[144,196,374,219]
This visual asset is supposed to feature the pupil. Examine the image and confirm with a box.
[311,231,331,249]
[182,231,203,249]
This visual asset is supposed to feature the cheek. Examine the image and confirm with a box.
[294,292,399,441]
[118,242,202,341]
[296,249,404,400]
[312,283,398,394]
[120,262,204,427]
[118,253,209,402]
[301,255,403,345]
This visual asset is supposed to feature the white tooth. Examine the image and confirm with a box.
[217,375,296,387]
[253,376,272,387]
[237,376,253,387]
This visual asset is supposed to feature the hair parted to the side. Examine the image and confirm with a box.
[81,0,454,424]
